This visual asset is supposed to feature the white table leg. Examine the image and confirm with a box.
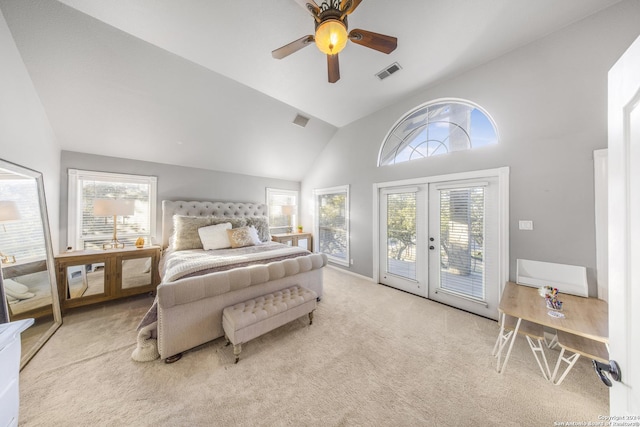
[525,336,552,380]
[494,312,521,374]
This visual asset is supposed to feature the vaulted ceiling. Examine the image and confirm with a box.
[0,0,622,181]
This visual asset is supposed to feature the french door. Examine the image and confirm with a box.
[378,186,427,297]
[378,173,503,319]
[427,178,499,319]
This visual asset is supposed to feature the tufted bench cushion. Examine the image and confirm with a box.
[222,285,317,363]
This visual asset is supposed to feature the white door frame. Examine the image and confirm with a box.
[593,149,608,302]
[372,167,510,298]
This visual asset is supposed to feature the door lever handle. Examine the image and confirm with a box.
[592,360,621,387]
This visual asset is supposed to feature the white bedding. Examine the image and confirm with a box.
[161,241,309,282]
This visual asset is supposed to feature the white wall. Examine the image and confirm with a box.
[59,151,300,252]
[0,9,60,251]
[301,0,640,296]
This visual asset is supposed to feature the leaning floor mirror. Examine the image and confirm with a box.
[0,158,62,369]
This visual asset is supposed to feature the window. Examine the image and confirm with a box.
[314,185,349,266]
[0,177,46,263]
[68,169,157,250]
[266,188,298,234]
[379,99,498,166]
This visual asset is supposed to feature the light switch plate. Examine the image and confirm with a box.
[519,220,534,231]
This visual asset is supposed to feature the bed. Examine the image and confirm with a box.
[132,201,327,362]
[2,260,53,320]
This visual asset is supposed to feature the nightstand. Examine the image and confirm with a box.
[0,319,33,427]
[271,232,313,252]
[55,245,161,312]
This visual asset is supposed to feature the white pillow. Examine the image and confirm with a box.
[248,226,262,245]
[198,222,232,250]
[3,278,35,300]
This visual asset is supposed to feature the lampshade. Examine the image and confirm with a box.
[281,205,295,216]
[315,19,348,55]
[93,199,135,217]
[0,201,20,223]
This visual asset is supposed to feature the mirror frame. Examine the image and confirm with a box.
[0,158,62,368]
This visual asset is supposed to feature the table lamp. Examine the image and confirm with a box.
[281,205,294,233]
[93,199,134,249]
[0,200,20,263]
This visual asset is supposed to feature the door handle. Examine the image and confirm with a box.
[592,360,621,387]
[429,246,435,250]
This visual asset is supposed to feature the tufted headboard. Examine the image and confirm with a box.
[161,200,268,249]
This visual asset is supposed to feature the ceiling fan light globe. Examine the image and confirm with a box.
[315,19,348,55]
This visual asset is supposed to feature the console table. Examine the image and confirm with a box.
[55,245,160,312]
[271,232,313,252]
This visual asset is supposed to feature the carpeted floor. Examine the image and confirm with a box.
[18,267,609,426]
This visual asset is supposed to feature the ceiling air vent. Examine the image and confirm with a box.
[376,62,402,81]
[292,114,310,128]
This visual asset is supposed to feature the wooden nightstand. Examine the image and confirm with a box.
[55,245,161,312]
[271,232,313,252]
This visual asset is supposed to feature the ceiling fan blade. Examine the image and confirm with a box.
[293,0,321,20]
[340,0,362,15]
[272,35,315,59]
[327,54,340,83]
[349,29,397,54]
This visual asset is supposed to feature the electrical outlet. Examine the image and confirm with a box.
[519,220,534,231]
[350,259,354,265]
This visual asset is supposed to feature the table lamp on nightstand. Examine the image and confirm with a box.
[93,199,134,249]
[0,200,20,264]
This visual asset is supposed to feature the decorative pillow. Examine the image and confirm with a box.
[245,216,271,242]
[198,222,232,250]
[172,216,247,251]
[173,215,215,251]
[247,226,262,244]
[3,278,35,300]
[227,226,260,249]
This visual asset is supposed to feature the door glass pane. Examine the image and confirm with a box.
[439,187,484,299]
[121,257,152,290]
[386,192,417,280]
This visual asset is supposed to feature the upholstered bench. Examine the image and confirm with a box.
[222,285,317,363]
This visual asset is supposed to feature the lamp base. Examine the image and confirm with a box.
[102,240,125,250]
[0,254,16,264]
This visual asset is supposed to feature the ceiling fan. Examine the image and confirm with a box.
[272,0,397,83]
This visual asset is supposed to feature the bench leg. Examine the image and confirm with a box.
[309,310,315,325]
[551,348,581,386]
[525,336,552,380]
[233,343,242,364]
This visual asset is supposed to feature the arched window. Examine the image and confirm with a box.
[378,99,498,166]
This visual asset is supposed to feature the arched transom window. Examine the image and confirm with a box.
[378,99,498,166]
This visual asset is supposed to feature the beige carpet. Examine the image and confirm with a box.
[18,267,609,426]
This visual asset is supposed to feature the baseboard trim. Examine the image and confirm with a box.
[326,264,375,282]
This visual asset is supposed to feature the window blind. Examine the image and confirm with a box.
[438,186,486,300]
[0,179,46,263]
[386,191,417,280]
